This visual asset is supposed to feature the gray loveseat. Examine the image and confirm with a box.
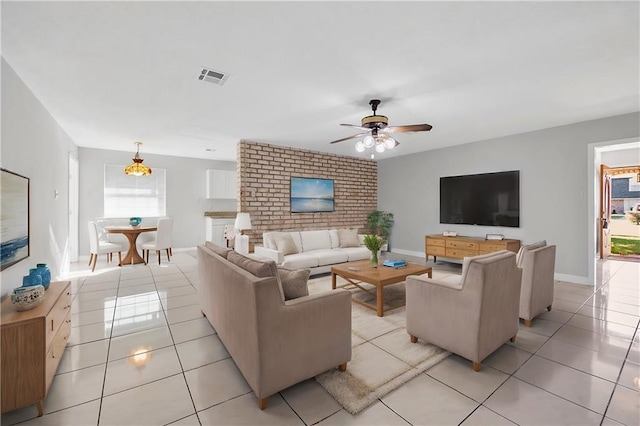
[197,242,352,409]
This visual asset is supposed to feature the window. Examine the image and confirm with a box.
[104,165,166,217]
[629,177,640,192]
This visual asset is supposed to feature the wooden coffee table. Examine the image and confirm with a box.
[331,260,432,317]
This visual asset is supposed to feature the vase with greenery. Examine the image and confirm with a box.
[367,210,394,241]
[363,234,386,268]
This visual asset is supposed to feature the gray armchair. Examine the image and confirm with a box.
[406,251,522,371]
[518,244,556,327]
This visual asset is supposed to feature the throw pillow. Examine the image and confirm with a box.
[273,233,299,255]
[227,251,278,278]
[205,241,232,259]
[278,267,310,301]
[338,228,360,248]
[516,240,547,268]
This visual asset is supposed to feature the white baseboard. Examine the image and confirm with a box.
[554,273,590,286]
[389,248,425,258]
[390,248,591,286]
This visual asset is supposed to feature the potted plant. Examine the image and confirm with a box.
[367,211,394,249]
[363,234,386,268]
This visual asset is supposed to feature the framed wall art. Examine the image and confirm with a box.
[1,168,30,270]
[290,177,335,213]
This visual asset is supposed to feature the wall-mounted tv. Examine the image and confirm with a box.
[291,177,335,213]
[440,171,520,227]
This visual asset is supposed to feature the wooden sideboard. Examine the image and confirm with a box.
[1,281,71,416]
[425,235,520,262]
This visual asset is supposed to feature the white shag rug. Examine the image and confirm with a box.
[308,273,451,415]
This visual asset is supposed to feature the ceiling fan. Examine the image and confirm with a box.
[330,99,432,153]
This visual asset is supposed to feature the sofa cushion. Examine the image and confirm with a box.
[516,240,547,268]
[205,241,232,259]
[309,249,349,266]
[281,253,319,269]
[300,230,332,252]
[338,228,360,248]
[227,251,279,278]
[333,247,369,262]
[329,229,340,249]
[273,233,299,255]
[278,267,311,300]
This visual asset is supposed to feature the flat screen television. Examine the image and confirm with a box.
[440,171,520,227]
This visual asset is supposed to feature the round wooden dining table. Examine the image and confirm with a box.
[105,226,157,265]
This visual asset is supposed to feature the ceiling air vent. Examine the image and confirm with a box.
[198,68,230,86]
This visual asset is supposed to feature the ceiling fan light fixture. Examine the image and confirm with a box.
[363,135,375,149]
[355,141,365,152]
[383,136,396,149]
[375,143,386,153]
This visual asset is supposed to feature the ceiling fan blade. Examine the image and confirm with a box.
[384,124,433,133]
[340,123,369,131]
[329,133,368,144]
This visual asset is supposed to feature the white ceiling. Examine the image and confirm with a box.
[2,1,638,162]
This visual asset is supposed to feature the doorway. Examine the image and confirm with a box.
[587,138,640,276]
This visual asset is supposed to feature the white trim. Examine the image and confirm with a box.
[587,137,640,287]
[554,273,590,286]
[389,248,424,258]
[392,248,591,286]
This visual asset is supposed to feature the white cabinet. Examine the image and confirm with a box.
[206,169,237,199]
[206,218,235,246]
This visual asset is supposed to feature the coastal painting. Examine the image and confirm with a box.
[1,169,30,271]
[291,177,334,213]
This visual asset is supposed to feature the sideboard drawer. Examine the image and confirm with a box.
[479,243,507,252]
[45,289,71,349]
[427,246,446,256]
[426,237,445,247]
[446,249,477,259]
[446,240,479,250]
[45,313,71,393]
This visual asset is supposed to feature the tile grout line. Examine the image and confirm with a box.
[153,266,203,425]
[95,271,121,426]
[600,322,640,423]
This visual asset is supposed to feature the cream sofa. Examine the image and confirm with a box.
[254,229,372,275]
[197,242,352,409]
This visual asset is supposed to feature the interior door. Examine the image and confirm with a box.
[599,164,612,259]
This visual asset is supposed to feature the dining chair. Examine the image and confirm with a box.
[141,217,173,264]
[88,221,125,272]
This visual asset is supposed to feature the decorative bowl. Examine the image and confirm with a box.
[129,217,142,227]
[11,285,45,311]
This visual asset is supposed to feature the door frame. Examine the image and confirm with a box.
[587,137,639,285]
[69,153,79,262]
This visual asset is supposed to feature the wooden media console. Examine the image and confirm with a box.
[425,235,520,262]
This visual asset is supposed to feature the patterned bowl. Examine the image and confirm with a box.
[11,285,45,311]
[129,217,142,227]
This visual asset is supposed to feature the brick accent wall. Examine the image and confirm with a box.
[237,140,377,245]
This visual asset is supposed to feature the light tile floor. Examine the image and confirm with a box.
[2,252,638,425]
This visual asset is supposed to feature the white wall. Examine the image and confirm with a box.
[601,144,640,167]
[78,147,236,255]
[1,59,79,298]
[378,112,640,284]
